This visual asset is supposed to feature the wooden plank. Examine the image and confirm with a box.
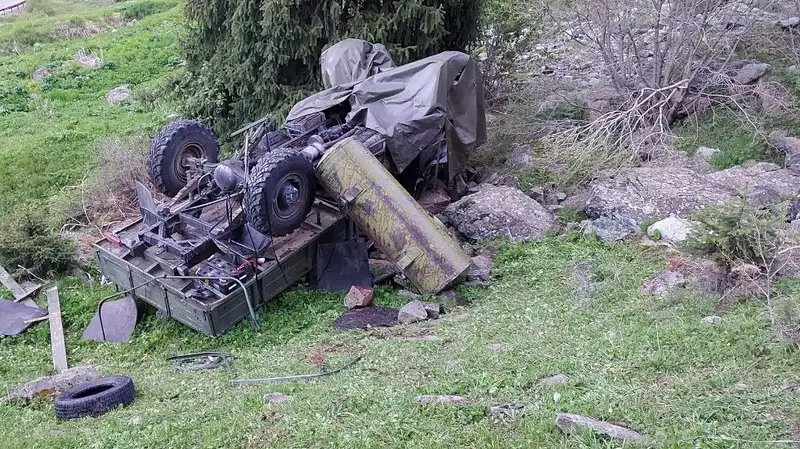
[46,287,68,373]
[0,263,26,300]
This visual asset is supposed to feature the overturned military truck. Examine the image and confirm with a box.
[94,39,487,336]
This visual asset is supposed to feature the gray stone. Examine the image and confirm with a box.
[438,290,458,302]
[106,85,132,104]
[707,163,799,206]
[422,302,443,319]
[506,144,534,168]
[73,51,103,69]
[555,413,645,443]
[580,217,639,243]
[263,393,293,404]
[778,17,800,29]
[647,215,695,243]
[398,300,428,324]
[695,147,720,160]
[770,130,800,172]
[701,315,725,325]
[734,63,770,85]
[443,185,559,242]
[416,395,471,406]
[539,374,569,386]
[1,366,99,404]
[489,403,526,421]
[467,255,492,282]
[487,343,508,351]
[32,67,50,81]
[640,270,686,295]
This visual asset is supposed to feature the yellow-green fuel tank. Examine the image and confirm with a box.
[316,138,470,294]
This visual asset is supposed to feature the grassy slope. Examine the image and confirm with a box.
[2,240,799,448]
[1,2,800,448]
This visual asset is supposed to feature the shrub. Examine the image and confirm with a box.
[0,210,76,278]
[180,0,483,140]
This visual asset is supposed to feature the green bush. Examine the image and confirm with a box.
[0,210,76,278]
[180,0,483,140]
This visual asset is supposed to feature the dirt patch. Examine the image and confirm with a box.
[332,306,398,330]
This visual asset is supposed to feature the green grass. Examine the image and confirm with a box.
[1,239,799,448]
[0,0,183,220]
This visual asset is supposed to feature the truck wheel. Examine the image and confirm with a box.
[245,151,315,237]
[54,376,136,420]
[147,119,219,197]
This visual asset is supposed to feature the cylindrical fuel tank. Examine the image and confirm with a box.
[316,138,470,293]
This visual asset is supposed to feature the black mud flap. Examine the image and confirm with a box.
[82,296,138,342]
[315,241,372,292]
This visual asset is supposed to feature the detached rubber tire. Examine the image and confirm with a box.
[54,376,135,421]
[147,119,219,197]
[245,151,315,237]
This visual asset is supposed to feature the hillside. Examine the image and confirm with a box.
[1,1,800,448]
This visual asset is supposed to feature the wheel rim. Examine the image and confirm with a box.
[272,173,307,220]
[174,142,204,183]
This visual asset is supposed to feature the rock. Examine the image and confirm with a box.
[467,255,492,282]
[344,285,373,310]
[416,395,471,406]
[438,290,458,302]
[419,184,452,215]
[640,270,686,295]
[695,147,720,161]
[263,393,293,404]
[647,215,695,243]
[506,144,534,168]
[770,130,800,172]
[555,413,645,443]
[127,415,142,426]
[443,185,559,242]
[397,290,421,302]
[73,51,103,69]
[734,62,770,85]
[580,217,639,243]
[32,67,50,81]
[1,366,99,404]
[106,85,132,104]
[707,163,799,206]
[778,17,800,29]
[539,373,569,386]
[487,343,507,351]
[489,403,525,421]
[701,316,724,325]
[398,300,428,324]
[422,302,443,319]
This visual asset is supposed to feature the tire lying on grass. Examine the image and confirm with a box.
[147,119,219,197]
[244,151,316,237]
[54,376,136,420]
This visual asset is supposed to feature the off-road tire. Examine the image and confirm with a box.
[245,151,315,237]
[147,119,219,197]
[54,376,136,420]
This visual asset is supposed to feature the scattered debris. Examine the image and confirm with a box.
[701,316,725,325]
[0,263,41,301]
[647,215,695,243]
[55,376,136,420]
[539,373,570,387]
[333,306,399,330]
[640,270,686,295]
[489,403,526,421]
[344,285,373,310]
[46,287,68,373]
[443,185,560,242]
[231,356,361,386]
[487,343,508,351]
[263,392,293,404]
[105,85,131,104]
[0,366,98,405]
[555,413,645,443]
[415,395,472,406]
[167,352,233,373]
[82,294,138,342]
[398,300,429,324]
[422,302,443,319]
[0,299,47,336]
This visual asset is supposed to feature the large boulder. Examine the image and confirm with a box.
[443,185,559,241]
[707,162,798,205]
